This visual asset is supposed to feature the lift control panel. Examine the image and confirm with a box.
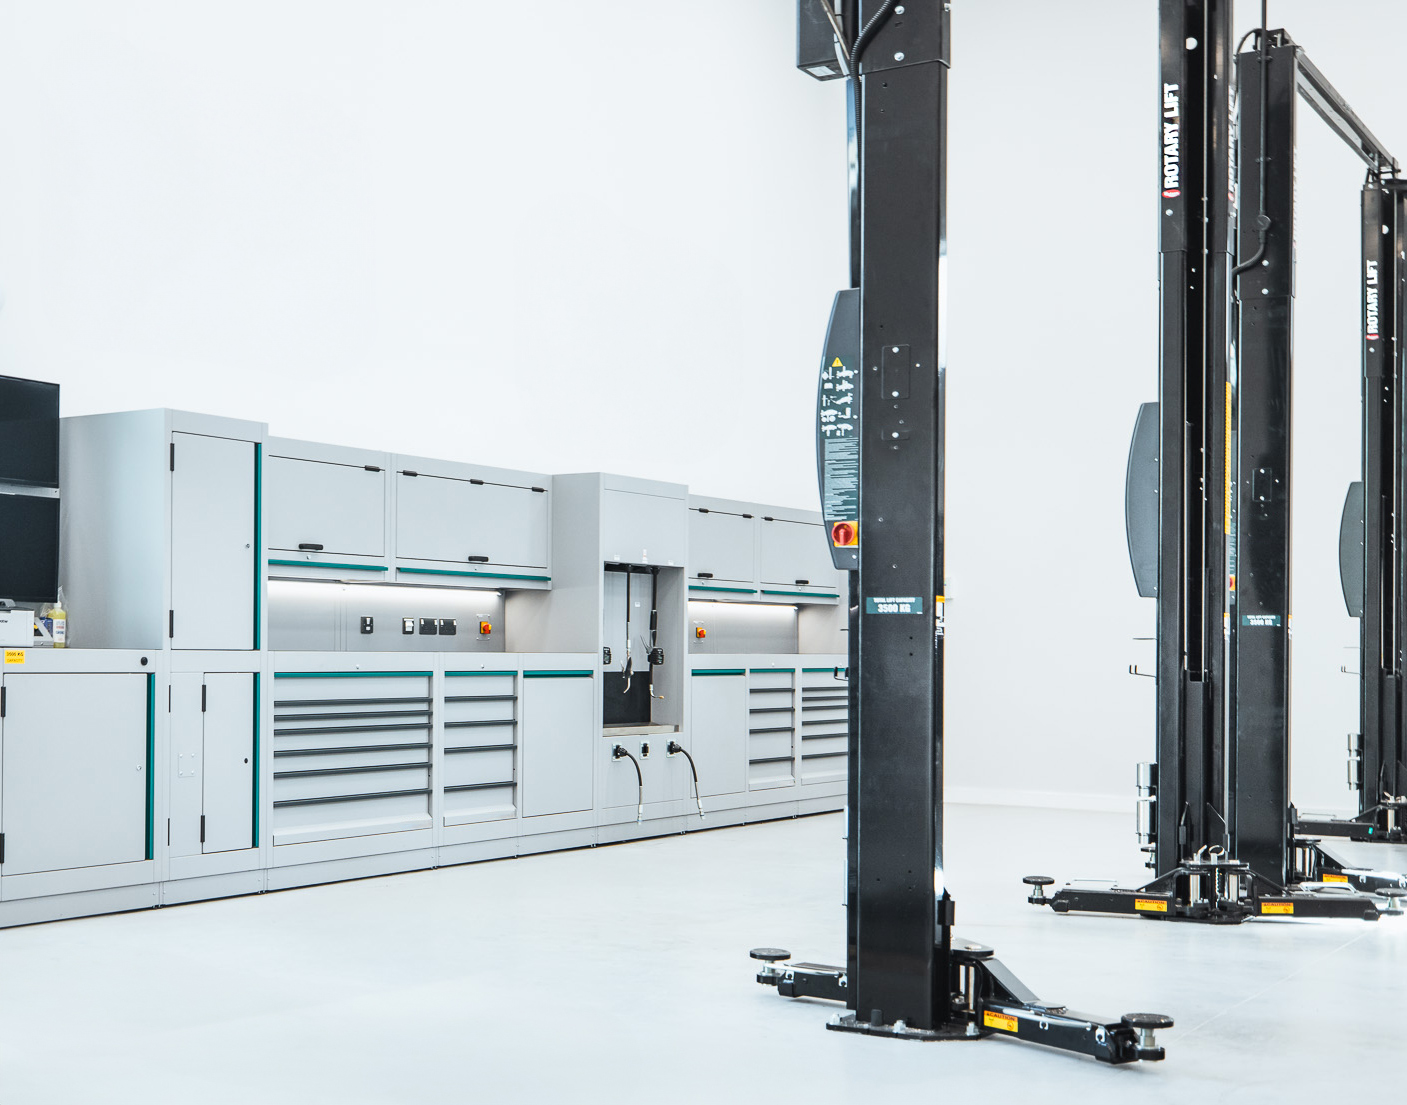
[816,288,859,571]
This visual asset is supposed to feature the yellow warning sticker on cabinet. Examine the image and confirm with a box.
[1322,873,1349,885]
[1260,902,1294,915]
[983,1010,1019,1033]
[1134,898,1169,913]
[4,649,24,665]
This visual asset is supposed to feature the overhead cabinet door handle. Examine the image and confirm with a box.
[697,572,714,579]
[795,579,810,586]
[467,556,490,563]
[299,543,325,551]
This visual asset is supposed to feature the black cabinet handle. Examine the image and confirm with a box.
[467,555,490,563]
[299,543,325,551]
[795,579,810,586]
[697,572,714,579]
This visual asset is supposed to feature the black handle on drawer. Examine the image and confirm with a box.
[299,543,325,551]
[697,572,714,579]
[795,579,810,586]
[467,555,490,563]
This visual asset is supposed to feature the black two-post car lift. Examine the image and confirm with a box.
[1028,1,1403,924]
[745,2,1172,1064]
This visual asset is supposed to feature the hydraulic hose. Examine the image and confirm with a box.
[612,744,643,823]
[1232,2,1272,279]
[668,740,705,820]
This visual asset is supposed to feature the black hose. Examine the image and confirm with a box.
[1232,3,1272,279]
[613,745,643,823]
[668,741,705,820]
[849,0,896,74]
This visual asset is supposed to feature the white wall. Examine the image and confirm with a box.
[0,1,1400,812]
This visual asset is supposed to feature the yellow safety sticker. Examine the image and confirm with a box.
[983,1010,1019,1033]
[1134,898,1169,913]
[1322,873,1349,885]
[1260,902,1294,915]
[831,357,844,368]
[4,649,24,665]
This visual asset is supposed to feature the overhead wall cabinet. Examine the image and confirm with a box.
[687,496,842,605]
[393,456,551,589]
[265,439,391,581]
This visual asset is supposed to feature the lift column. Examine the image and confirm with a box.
[1230,35,1297,882]
[1153,0,1234,875]
[848,1,952,1030]
[1359,179,1406,817]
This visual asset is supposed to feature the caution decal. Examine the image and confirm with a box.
[1321,873,1349,885]
[1134,898,1169,913]
[983,1010,1019,1033]
[1260,902,1294,915]
[4,649,24,665]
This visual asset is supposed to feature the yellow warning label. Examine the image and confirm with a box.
[983,1010,1019,1033]
[1134,898,1169,913]
[4,649,24,665]
[831,357,844,368]
[935,595,945,603]
[1260,901,1295,915]
[1322,873,1349,884]
[1225,381,1233,532]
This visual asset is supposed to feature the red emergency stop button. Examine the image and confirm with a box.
[831,521,858,547]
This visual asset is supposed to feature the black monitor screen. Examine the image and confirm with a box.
[0,495,59,603]
[0,376,59,487]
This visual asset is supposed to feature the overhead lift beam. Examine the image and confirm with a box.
[750,1,1172,1063]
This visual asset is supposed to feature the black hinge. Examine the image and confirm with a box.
[1,684,6,718]
[199,815,206,844]
[697,507,710,513]
[168,685,172,712]
[470,478,485,485]
[763,516,774,522]
[167,819,171,846]
[364,465,382,472]
[201,684,207,712]
[169,442,175,471]
[169,610,175,639]
[401,469,418,477]
[742,513,754,519]
[0,832,5,865]
[531,486,546,494]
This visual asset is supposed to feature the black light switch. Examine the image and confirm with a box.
[360,616,374,634]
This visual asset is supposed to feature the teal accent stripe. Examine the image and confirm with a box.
[692,668,745,676]
[145,674,155,861]
[398,567,550,582]
[523,670,593,679]
[447,671,516,678]
[268,559,389,572]
[802,667,843,672]
[252,672,260,850]
[254,445,263,650]
[689,585,757,594]
[750,668,796,674]
[274,671,432,679]
[762,589,839,599]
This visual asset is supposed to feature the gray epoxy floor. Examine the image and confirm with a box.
[1,806,1403,1104]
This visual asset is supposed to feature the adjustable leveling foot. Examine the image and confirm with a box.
[750,943,1171,1064]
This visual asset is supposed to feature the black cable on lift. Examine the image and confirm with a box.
[1232,1,1272,279]
[668,740,705,821]
[848,0,896,75]
[612,744,643,823]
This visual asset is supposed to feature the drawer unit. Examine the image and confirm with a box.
[443,671,518,824]
[270,671,433,844]
[799,668,848,785]
[266,455,387,559]
[688,508,756,584]
[747,668,796,791]
[396,471,549,573]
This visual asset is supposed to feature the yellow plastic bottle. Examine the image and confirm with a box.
[50,588,66,648]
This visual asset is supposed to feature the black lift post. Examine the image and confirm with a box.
[1031,9,1397,923]
[751,2,1172,1063]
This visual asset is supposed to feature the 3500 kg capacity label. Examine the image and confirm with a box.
[866,597,923,615]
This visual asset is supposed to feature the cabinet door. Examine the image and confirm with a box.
[758,518,833,587]
[520,675,593,817]
[168,673,205,857]
[688,511,756,583]
[1,673,147,875]
[602,489,686,566]
[396,474,548,569]
[170,433,256,650]
[689,673,748,797]
[267,457,386,557]
[202,673,255,853]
